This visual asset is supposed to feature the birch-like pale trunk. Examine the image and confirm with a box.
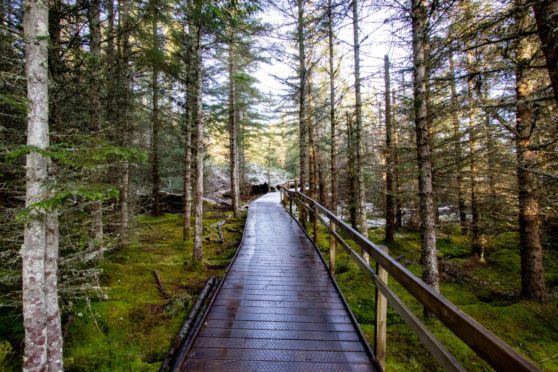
[352,0,368,262]
[22,0,63,369]
[411,0,439,293]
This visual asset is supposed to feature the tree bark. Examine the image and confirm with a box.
[183,31,193,240]
[117,0,132,245]
[297,0,307,199]
[347,112,357,229]
[448,50,467,234]
[228,34,240,216]
[411,0,439,292]
[393,89,402,229]
[191,3,204,261]
[88,0,104,253]
[515,1,548,302]
[327,0,337,215]
[464,44,482,257]
[22,0,63,369]
[533,0,558,105]
[352,0,368,262]
[384,55,395,243]
[151,12,161,217]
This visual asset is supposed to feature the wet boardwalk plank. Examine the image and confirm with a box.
[181,192,377,371]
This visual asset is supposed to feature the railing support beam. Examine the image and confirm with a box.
[329,221,336,276]
[374,245,389,370]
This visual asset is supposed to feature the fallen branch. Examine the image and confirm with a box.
[152,270,170,299]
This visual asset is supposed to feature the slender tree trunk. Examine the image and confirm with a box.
[411,0,439,292]
[448,50,467,234]
[105,0,116,122]
[228,36,240,216]
[393,89,402,229]
[191,9,204,261]
[533,0,558,105]
[352,0,368,262]
[347,112,357,229]
[297,0,307,200]
[515,2,547,302]
[465,51,482,257]
[117,0,132,245]
[239,112,246,195]
[307,80,317,199]
[88,0,104,253]
[327,0,337,215]
[22,1,63,369]
[151,14,161,217]
[384,55,395,243]
[183,33,192,240]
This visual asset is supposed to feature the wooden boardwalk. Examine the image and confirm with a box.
[180,192,377,371]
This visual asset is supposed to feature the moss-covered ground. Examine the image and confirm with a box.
[0,204,247,371]
[309,221,558,371]
[60,207,246,371]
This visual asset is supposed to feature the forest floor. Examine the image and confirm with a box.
[44,205,245,371]
[2,198,557,371]
[312,222,558,371]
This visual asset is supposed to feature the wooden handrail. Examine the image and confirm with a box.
[278,185,538,372]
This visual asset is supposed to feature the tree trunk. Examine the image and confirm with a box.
[22,1,63,368]
[307,79,317,199]
[297,0,307,200]
[151,14,161,217]
[411,0,439,292]
[228,35,240,216]
[191,6,204,261]
[448,50,467,234]
[534,0,558,105]
[352,0,368,262]
[117,0,132,245]
[465,52,482,257]
[347,112,357,229]
[183,33,192,240]
[393,89,402,229]
[105,0,116,122]
[384,55,395,243]
[88,0,104,253]
[327,0,337,215]
[515,2,548,302]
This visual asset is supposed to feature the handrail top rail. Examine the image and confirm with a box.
[278,184,538,372]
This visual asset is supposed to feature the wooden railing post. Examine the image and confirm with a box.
[329,221,336,276]
[374,245,389,370]
[289,195,293,214]
[312,202,318,242]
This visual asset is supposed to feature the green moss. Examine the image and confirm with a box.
[63,209,246,371]
[307,219,558,371]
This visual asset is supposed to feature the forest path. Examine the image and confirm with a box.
[180,192,377,371]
